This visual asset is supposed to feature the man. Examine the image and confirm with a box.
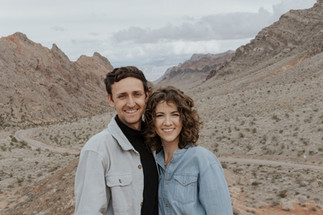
[75,66,158,215]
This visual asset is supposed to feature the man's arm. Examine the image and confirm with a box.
[75,150,110,214]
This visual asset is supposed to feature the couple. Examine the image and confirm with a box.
[74,66,233,215]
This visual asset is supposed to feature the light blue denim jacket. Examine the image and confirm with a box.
[157,145,233,215]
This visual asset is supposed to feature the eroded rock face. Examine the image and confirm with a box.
[218,0,323,75]
[158,1,323,87]
[157,51,234,90]
[0,32,114,128]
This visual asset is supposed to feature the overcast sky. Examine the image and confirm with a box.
[0,0,316,81]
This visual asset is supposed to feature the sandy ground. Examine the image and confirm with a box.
[0,110,322,214]
[1,53,323,214]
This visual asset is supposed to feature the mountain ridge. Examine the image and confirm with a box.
[157,50,234,90]
[0,32,113,128]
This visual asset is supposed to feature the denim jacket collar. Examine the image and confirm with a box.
[156,143,194,169]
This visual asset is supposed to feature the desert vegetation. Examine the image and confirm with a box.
[1,1,323,214]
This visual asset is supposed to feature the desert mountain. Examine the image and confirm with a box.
[1,1,323,215]
[0,33,114,128]
[159,0,323,90]
[191,0,323,124]
[157,51,234,90]
[207,0,323,79]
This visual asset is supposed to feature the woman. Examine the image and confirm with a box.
[144,86,233,215]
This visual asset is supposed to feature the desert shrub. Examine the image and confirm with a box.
[278,190,287,198]
[251,181,260,186]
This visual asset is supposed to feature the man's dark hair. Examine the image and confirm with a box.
[104,66,149,96]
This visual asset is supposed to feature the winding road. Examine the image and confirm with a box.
[14,128,323,171]
[219,157,323,171]
[14,128,80,155]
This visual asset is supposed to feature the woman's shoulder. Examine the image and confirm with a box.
[189,145,211,153]
[188,145,217,159]
[188,146,222,170]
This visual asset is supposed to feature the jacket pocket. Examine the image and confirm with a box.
[106,173,133,212]
[174,174,198,204]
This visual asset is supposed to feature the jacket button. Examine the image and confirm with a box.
[138,165,142,169]
[165,181,168,184]
[119,179,122,183]
[165,204,168,207]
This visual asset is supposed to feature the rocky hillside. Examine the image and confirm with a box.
[208,0,323,78]
[0,33,114,128]
[1,1,323,215]
[157,51,234,90]
[158,0,323,88]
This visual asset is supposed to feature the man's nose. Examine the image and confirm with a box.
[127,96,135,106]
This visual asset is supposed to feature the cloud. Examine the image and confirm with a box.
[111,8,272,43]
[51,26,66,32]
[111,0,316,44]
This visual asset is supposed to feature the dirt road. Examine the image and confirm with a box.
[219,157,323,171]
[14,128,79,155]
[14,128,323,171]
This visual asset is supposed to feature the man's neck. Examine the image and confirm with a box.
[115,115,143,133]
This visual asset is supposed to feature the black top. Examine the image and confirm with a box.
[115,115,158,215]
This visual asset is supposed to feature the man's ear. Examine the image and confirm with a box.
[145,91,150,103]
[107,94,115,107]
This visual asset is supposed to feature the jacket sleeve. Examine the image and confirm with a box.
[198,156,233,215]
[75,150,110,215]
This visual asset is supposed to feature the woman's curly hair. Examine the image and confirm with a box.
[144,86,201,152]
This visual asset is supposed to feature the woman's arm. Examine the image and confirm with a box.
[198,156,233,215]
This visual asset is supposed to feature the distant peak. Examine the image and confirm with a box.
[5,32,30,43]
[50,43,70,61]
[11,32,28,40]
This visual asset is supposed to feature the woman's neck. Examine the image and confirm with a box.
[162,142,179,167]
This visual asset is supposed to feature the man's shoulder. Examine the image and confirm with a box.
[82,128,114,151]
[88,128,111,142]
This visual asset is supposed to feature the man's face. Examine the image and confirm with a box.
[108,77,148,130]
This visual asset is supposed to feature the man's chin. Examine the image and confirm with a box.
[121,116,142,128]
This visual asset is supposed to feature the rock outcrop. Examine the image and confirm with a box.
[0,33,114,127]
[157,51,234,90]
[209,0,323,78]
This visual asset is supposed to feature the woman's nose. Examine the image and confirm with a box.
[163,115,172,125]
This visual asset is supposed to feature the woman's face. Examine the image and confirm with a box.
[154,101,182,147]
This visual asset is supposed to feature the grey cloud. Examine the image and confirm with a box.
[51,26,66,32]
[112,8,274,43]
[111,0,315,44]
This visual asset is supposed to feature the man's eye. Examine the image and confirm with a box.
[118,95,126,99]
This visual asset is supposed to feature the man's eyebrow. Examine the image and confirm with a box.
[133,90,144,93]
[116,92,127,96]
